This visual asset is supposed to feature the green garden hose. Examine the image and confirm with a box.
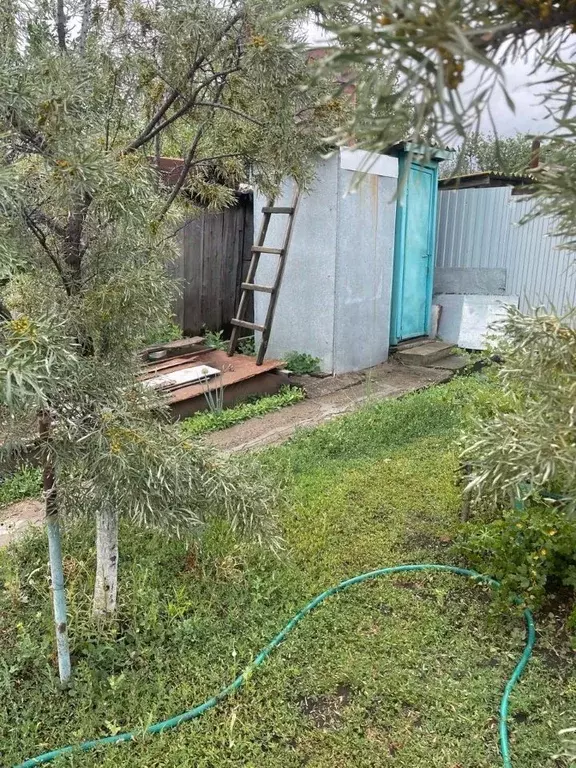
[15,564,536,768]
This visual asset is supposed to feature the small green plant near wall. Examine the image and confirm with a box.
[203,329,228,350]
[284,351,321,375]
[181,386,304,437]
[141,319,182,347]
[0,467,42,507]
[201,369,227,413]
[238,336,256,356]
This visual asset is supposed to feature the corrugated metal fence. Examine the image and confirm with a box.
[170,194,253,335]
[436,186,576,316]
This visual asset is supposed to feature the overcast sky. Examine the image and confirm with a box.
[306,24,558,137]
[476,59,553,136]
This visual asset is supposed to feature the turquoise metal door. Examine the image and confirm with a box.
[390,160,438,344]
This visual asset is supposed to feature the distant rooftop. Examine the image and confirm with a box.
[439,170,535,190]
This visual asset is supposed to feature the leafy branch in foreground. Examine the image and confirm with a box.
[0,0,341,679]
[462,307,576,514]
[457,308,576,608]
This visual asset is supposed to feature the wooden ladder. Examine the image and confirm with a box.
[228,186,300,365]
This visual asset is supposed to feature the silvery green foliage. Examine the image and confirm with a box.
[312,0,576,247]
[440,132,537,178]
[462,307,576,515]
[0,0,337,550]
[555,727,576,762]
[312,0,573,148]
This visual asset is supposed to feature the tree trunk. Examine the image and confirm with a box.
[39,413,71,685]
[93,505,119,618]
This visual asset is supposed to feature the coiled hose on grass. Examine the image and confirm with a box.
[15,564,536,768]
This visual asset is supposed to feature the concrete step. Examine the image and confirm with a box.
[395,340,454,366]
[393,336,431,352]
[428,354,469,372]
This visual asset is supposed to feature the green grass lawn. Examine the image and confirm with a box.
[0,377,574,767]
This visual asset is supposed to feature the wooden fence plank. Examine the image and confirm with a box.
[170,195,253,335]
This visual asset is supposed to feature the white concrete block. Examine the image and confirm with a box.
[436,294,519,350]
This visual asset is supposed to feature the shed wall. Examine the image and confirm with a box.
[254,153,398,373]
[333,169,397,372]
[436,187,576,317]
[254,157,339,372]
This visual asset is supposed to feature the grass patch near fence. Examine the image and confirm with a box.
[180,386,304,437]
[0,376,573,768]
[0,466,42,508]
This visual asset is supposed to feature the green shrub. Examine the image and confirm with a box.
[238,336,256,356]
[181,386,305,436]
[0,466,42,507]
[455,504,576,607]
[141,319,181,346]
[462,308,576,515]
[203,328,227,350]
[283,351,321,375]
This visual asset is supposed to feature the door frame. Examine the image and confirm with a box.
[389,154,439,345]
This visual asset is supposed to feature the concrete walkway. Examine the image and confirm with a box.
[205,359,451,452]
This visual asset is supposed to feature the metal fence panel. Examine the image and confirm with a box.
[436,187,576,317]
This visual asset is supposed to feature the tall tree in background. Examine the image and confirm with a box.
[440,132,538,178]
[0,0,341,681]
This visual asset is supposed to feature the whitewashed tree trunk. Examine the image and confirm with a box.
[39,412,71,684]
[93,506,119,618]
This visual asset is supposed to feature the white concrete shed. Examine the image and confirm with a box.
[253,145,447,373]
[254,149,399,373]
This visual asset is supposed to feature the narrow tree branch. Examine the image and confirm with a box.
[126,94,179,153]
[22,208,70,295]
[104,71,118,152]
[126,10,244,152]
[194,102,263,125]
[156,153,250,244]
[157,131,206,220]
[62,193,92,295]
[56,0,67,51]
[34,210,66,238]
[109,88,129,151]
[78,0,92,56]
[131,95,199,151]
[154,134,161,167]
[472,10,575,50]
[191,152,247,165]
[4,109,48,155]
[127,67,240,152]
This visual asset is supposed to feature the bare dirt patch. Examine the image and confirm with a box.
[0,499,43,547]
[298,683,353,730]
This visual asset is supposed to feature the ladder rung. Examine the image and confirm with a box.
[262,207,295,214]
[251,246,284,255]
[231,319,266,332]
[241,283,275,293]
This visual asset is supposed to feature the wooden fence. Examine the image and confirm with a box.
[170,193,254,335]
